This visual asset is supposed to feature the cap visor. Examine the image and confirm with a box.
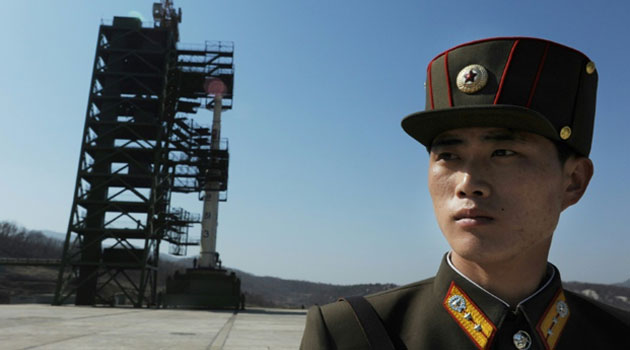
[401,105,559,147]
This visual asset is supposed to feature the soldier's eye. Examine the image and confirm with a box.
[436,152,457,161]
[492,149,515,157]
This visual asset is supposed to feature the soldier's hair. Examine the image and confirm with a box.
[551,140,579,164]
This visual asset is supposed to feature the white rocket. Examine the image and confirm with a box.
[198,91,223,269]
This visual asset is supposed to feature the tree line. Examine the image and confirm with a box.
[0,221,63,259]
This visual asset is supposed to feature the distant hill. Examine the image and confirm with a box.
[0,221,629,311]
[564,281,630,311]
[616,279,630,289]
[232,268,396,308]
[39,230,67,242]
[164,258,396,307]
[0,222,62,260]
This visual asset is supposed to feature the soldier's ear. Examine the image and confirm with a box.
[561,156,593,210]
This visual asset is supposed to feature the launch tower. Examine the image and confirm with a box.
[54,1,241,308]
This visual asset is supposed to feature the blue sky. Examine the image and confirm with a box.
[1,0,629,286]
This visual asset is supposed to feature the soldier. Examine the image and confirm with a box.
[300,37,630,349]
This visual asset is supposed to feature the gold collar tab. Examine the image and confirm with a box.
[536,289,570,350]
[443,282,497,349]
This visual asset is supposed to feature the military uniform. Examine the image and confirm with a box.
[300,254,630,349]
[301,37,630,349]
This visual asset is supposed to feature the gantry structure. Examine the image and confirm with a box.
[53,1,234,307]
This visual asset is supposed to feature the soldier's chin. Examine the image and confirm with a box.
[448,237,513,264]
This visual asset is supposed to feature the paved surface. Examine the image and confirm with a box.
[0,304,307,349]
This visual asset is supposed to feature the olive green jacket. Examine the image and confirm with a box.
[300,256,630,349]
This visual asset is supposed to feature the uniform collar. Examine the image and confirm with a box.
[445,251,557,310]
[434,252,568,349]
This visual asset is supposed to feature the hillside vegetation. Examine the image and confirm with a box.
[0,222,62,259]
[0,221,394,307]
[0,221,629,311]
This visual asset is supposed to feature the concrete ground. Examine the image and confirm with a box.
[0,304,307,350]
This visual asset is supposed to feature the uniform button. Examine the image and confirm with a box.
[512,330,532,350]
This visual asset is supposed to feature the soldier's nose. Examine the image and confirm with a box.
[455,173,490,198]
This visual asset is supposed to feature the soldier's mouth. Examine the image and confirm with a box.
[453,209,494,225]
[454,217,494,226]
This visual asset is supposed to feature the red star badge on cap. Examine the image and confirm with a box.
[464,69,478,83]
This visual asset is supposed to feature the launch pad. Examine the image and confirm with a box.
[0,304,306,349]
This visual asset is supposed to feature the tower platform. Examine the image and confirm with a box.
[162,268,243,309]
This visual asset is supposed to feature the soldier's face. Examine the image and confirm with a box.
[427,127,575,265]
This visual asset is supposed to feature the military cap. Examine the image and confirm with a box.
[402,37,598,156]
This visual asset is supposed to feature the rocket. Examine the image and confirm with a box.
[198,82,225,269]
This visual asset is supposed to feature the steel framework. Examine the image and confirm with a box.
[53,9,234,307]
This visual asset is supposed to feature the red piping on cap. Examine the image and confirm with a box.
[494,39,520,104]
[428,36,590,64]
[444,51,453,107]
[527,42,550,107]
[428,61,435,109]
